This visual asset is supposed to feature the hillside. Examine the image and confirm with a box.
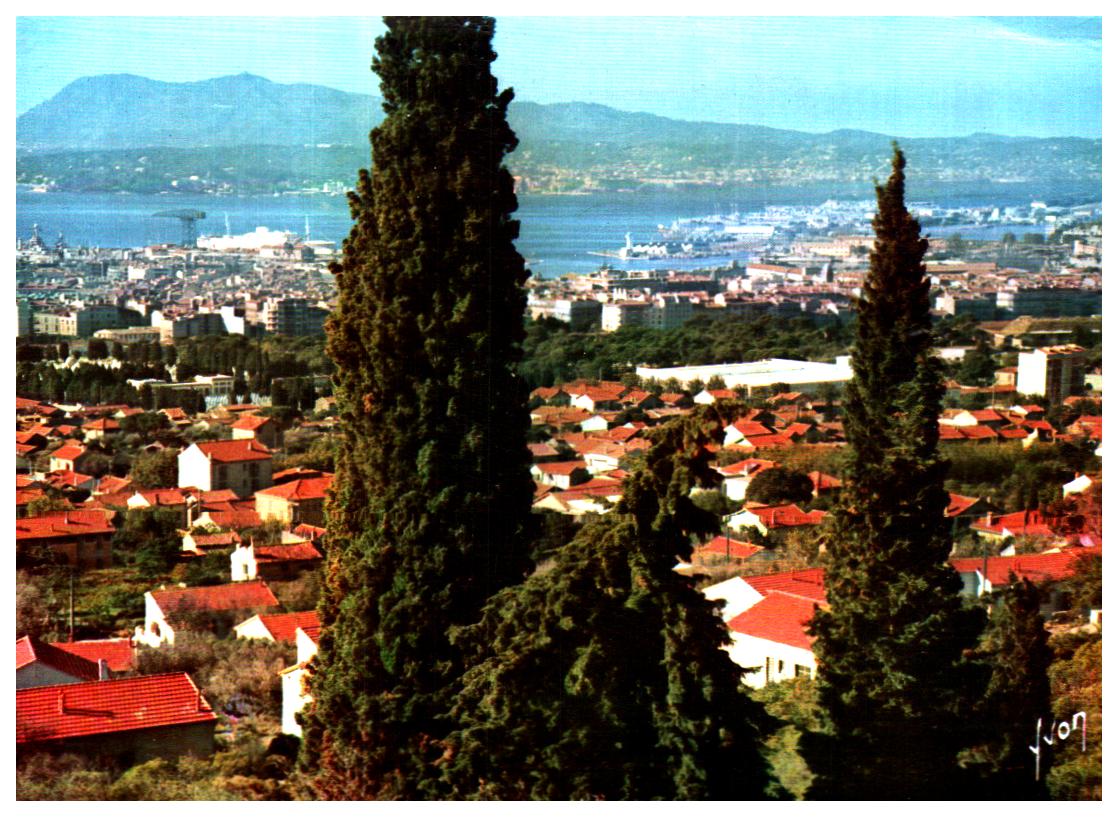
[16,74,1102,194]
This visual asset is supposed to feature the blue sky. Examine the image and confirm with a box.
[15,15,1102,138]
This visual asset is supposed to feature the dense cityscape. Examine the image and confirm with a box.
[15,15,1101,802]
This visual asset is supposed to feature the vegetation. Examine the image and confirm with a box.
[299,17,535,798]
[442,406,777,798]
[520,313,852,388]
[805,147,987,798]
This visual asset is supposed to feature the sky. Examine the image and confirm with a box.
[14,13,1103,139]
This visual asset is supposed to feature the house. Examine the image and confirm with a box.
[727,591,821,687]
[16,636,106,689]
[951,551,1095,614]
[694,389,738,405]
[230,540,323,582]
[234,610,320,644]
[278,624,321,737]
[178,439,273,498]
[531,479,624,516]
[182,529,243,555]
[726,504,828,537]
[530,460,591,491]
[137,580,281,647]
[126,488,191,527]
[16,509,116,570]
[81,417,120,441]
[723,420,777,447]
[231,413,280,449]
[970,510,1064,552]
[47,638,135,674]
[16,673,217,764]
[49,444,93,474]
[254,475,333,527]
[683,535,765,569]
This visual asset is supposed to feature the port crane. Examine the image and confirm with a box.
[153,209,206,247]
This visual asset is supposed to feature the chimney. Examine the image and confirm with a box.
[98,658,109,681]
[57,690,66,714]
[197,687,204,712]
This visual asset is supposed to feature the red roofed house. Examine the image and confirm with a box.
[279,623,321,736]
[234,610,320,644]
[16,636,106,689]
[687,535,765,568]
[50,638,135,675]
[254,475,333,527]
[16,672,217,764]
[178,438,273,498]
[951,551,1095,615]
[137,580,281,647]
[727,504,829,537]
[231,413,280,449]
[49,444,94,474]
[230,540,323,582]
[727,591,821,687]
[530,460,591,490]
[970,509,1064,552]
[127,488,191,527]
[16,509,116,569]
[81,417,120,441]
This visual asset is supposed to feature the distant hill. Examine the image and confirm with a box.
[16,73,1102,194]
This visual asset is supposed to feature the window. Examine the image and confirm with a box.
[795,664,812,678]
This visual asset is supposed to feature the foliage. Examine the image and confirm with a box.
[750,678,822,799]
[112,509,183,579]
[441,406,777,799]
[129,448,180,489]
[134,631,290,719]
[1062,552,1101,610]
[744,467,814,506]
[16,570,57,638]
[1045,633,1101,799]
[180,550,233,587]
[300,18,535,799]
[519,312,853,389]
[965,578,1053,797]
[804,147,988,798]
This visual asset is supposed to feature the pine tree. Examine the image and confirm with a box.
[967,576,1053,798]
[442,405,778,799]
[298,17,534,799]
[804,146,987,799]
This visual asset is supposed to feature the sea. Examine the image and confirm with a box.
[16,179,1101,278]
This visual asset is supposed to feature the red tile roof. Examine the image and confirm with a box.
[748,504,829,529]
[533,460,588,476]
[693,535,764,561]
[197,509,263,530]
[254,476,332,501]
[16,672,216,744]
[50,639,135,672]
[253,611,320,643]
[744,568,827,603]
[719,458,778,477]
[950,551,1089,587]
[299,625,321,645]
[231,414,273,431]
[132,488,189,507]
[971,510,1062,538]
[16,636,102,681]
[194,439,272,463]
[188,531,243,549]
[151,580,279,620]
[16,510,116,542]
[50,445,87,461]
[727,591,820,650]
[292,523,327,542]
[94,475,133,495]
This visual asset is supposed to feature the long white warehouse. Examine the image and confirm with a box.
[635,357,852,396]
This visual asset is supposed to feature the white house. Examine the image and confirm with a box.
[136,581,280,648]
[279,623,321,737]
[725,591,820,687]
[177,439,273,498]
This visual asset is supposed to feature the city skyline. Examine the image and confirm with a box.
[16,15,1102,139]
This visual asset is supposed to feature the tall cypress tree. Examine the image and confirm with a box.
[442,405,778,799]
[298,17,534,799]
[804,146,987,799]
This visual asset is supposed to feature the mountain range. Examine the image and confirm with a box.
[16,73,1102,194]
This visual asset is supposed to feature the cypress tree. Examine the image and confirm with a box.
[804,146,987,799]
[298,17,534,799]
[442,405,778,799]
